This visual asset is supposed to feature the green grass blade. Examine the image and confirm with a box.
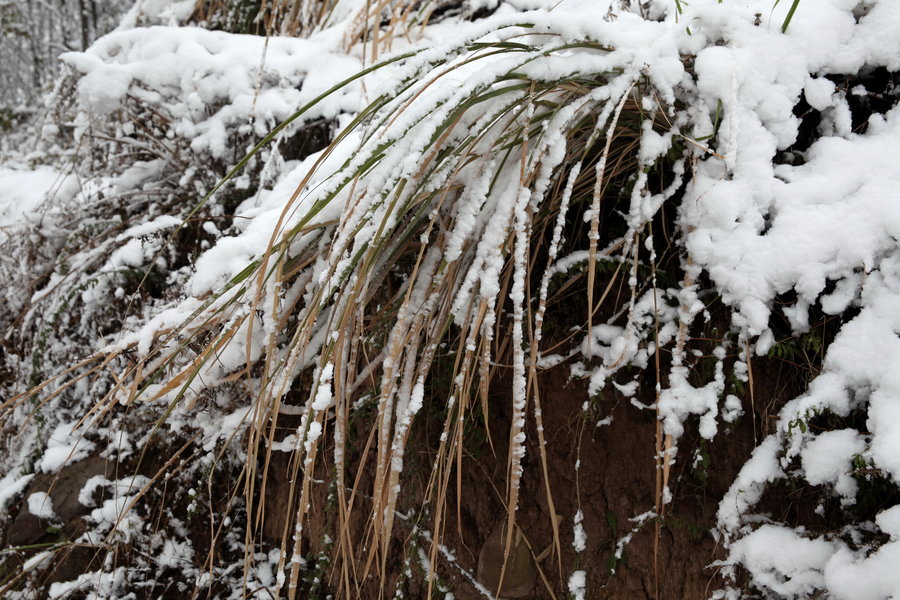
[781,0,800,33]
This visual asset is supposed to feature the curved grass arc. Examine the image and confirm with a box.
[10,15,688,599]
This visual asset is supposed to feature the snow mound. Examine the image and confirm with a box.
[61,26,361,158]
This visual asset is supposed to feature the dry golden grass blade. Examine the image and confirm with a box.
[497,104,535,599]
[333,193,447,579]
[746,337,757,446]
[249,384,286,544]
[323,306,362,596]
[1,352,107,416]
[524,160,583,580]
[341,387,381,596]
[286,411,326,599]
[414,298,483,596]
[342,0,421,59]
[425,391,467,599]
[478,334,496,456]
[587,82,636,355]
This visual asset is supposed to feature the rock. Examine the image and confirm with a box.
[476,519,537,599]
[6,456,111,548]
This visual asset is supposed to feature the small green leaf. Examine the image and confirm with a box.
[606,510,618,535]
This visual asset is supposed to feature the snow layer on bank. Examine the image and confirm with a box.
[671,2,900,598]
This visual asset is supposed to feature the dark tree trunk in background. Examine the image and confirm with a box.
[1,0,129,105]
[89,0,98,36]
[77,0,89,50]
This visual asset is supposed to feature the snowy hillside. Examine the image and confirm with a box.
[1,0,900,598]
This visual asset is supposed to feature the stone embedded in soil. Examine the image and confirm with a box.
[477,519,537,598]
[6,456,110,547]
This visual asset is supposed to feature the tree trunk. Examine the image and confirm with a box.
[77,0,89,50]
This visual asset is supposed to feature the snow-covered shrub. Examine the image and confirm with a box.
[0,13,363,595]
[1,20,361,391]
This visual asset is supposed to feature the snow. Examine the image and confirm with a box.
[157,538,194,569]
[800,429,865,499]
[726,524,838,598]
[572,509,586,553]
[876,506,900,540]
[718,436,784,533]
[0,167,78,243]
[117,0,194,29]
[825,543,900,600]
[0,470,34,512]
[567,570,586,600]
[79,475,109,507]
[115,214,183,240]
[23,550,54,572]
[40,422,95,473]
[27,491,56,520]
[312,362,335,411]
[61,26,361,157]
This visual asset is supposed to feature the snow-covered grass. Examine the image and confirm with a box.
[2,0,900,598]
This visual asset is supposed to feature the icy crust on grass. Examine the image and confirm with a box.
[127,6,692,401]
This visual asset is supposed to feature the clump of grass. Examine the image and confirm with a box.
[4,14,698,599]
[193,0,456,58]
